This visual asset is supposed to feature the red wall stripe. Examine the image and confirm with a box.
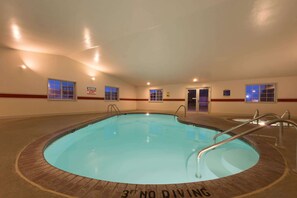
[1,93,297,103]
[278,98,297,102]
[133,99,149,101]
[0,93,47,99]
[119,98,145,101]
[211,98,245,102]
[77,96,104,100]
[163,99,185,101]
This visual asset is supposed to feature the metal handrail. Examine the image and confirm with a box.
[213,113,280,143]
[253,109,259,124]
[112,104,121,114]
[107,104,121,115]
[107,104,114,113]
[281,110,291,129]
[174,105,186,118]
[281,110,290,119]
[196,118,297,178]
[253,109,259,119]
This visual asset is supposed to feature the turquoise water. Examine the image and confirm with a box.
[44,114,259,184]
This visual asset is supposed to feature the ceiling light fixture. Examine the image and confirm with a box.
[21,64,27,69]
[147,82,150,85]
[193,78,198,82]
[91,77,96,81]
[12,24,21,41]
[94,52,100,63]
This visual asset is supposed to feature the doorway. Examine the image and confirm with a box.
[187,88,210,112]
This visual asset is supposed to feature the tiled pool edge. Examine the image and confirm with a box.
[16,113,287,198]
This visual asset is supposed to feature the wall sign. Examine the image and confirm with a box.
[166,91,170,97]
[223,89,231,96]
[87,87,96,95]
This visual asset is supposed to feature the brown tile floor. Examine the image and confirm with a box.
[1,111,297,197]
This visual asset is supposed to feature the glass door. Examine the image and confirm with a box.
[187,88,210,112]
[198,88,209,112]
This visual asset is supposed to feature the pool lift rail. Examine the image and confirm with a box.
[107,104,121,116]
[196,118,297,179]
[174,105,187,118]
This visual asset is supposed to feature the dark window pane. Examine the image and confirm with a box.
[150,89,163,101]
[48,79,75,100]
[105,86,119,100]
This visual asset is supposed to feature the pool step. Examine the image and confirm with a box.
[205,148,232,178]
[221,149,259,173]
[205,148,258,178]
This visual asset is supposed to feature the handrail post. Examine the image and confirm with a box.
[253,109,259,125]
[196,156,202,178]
[281,110,291,127]
[278,122,284,147]
[107,104,112,113]
[113,104,121,114]
[294,140,297,173]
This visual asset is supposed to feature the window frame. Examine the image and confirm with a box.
[245,83,277,103]
[149,89,163,103]
[104,86,120,101]
[47,78,76,101]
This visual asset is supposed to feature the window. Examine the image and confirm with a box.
[245,84,276,102]
[150,89,163,102]
[105,86,119,101]
[48,79,76,100]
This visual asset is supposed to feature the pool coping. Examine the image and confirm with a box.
[16,112,287,198]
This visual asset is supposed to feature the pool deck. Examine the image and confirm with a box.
[1,111,297,197]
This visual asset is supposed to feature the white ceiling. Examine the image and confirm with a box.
[1,0,297,86]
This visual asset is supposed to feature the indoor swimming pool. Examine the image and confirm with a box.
[44,114,259,184]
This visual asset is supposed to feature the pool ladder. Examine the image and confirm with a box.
[196,110,297,178]
[107,104,121,116]
[174,105,187,118]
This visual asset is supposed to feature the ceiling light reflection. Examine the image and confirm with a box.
[252,0,273,27]
[94,52,100,63]
[84,28,92,48]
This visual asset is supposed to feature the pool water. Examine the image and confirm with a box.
[44,114,259,184]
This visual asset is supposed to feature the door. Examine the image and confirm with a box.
[198,88,209,112]
[187,89,197,111]
[187,88,210,112]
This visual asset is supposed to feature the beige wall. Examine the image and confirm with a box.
[1,46,296,118]
[0,47,136,118]
[136,76,297,117]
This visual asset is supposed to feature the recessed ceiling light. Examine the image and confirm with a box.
[91,77,96,81]
[147,82,150,85]
[21,64,27,69]
[193,78,198,82]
